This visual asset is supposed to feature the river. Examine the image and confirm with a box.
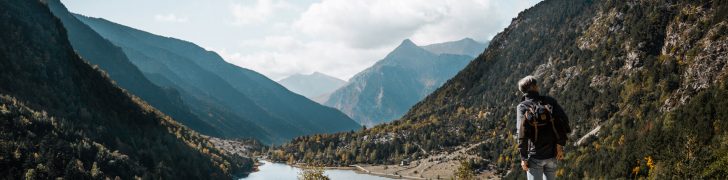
[239,160,395,180]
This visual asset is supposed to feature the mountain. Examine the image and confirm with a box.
[421,38,488,57]
[46,0,220,137]
[0,0,252,178]
[278,72,347,103]
[324,39,477,126]
[74,15,360,144]
[274,0,728,179]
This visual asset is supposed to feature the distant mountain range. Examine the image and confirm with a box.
[421,38,488,57]
[0,0,252,178]
[278,72,347,104]
[49,4,359,144]
[324,39,487,126]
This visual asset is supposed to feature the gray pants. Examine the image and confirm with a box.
[527,158,557,180]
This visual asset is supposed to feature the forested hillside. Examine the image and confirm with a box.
[0,0,252,178]
[273,0,728,178]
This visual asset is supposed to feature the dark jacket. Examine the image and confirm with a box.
[516,92,570,161]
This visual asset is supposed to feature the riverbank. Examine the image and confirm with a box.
[352,165,426,179]
[272,161,408,179]
[241,160,394,180]
[351,143,498,179]
[289,163,356,170]
[259,143,498,179]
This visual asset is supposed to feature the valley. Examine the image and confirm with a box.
[3,0,727,179]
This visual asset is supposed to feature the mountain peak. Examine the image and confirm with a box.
[286,72,334,79]
[397,39,418,48]
[389,39,426,55]
[311,71,326,76]
[458,37,477,43]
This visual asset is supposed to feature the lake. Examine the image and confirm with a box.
[239,160,394,180]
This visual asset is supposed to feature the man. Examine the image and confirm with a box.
[516,76,571,180]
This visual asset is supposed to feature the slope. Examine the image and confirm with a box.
[275,0,728,179]
[75,15,360,144]
[46,0,220,137]
[324,39,475,126]
[0,0,252,178]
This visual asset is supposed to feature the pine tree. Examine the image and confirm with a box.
[454,160,475,180]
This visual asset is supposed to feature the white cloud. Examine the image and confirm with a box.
[231,0,296,25]
[154,13,188,23]
[293,0,540,49]
[294,0,448,48]
[239,35,303,50]
[218,39,391,81]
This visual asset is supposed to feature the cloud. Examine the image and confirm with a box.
[293,0,540,49]
[240,35,303,50]
[217,38,391,81]
[230,0,296,25]
[294,0,447,49]
[154,13,188,23]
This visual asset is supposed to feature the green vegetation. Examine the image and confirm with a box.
[0,0,252,178]
[271,0,728,179]
[454,160,477,180]
[298,166,330,180]
[0,95,137,179]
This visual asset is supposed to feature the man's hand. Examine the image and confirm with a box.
[521,160,528,171]
[556,145,564,160]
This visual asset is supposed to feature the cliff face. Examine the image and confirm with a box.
[276,0,728,178]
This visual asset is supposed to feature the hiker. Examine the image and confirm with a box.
[516,76,571,180]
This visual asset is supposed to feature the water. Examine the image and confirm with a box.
[240,160,394,180]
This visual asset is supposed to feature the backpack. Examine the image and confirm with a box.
[521,99,560,142]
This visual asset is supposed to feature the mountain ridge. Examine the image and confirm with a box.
[46,0,220,137]
[75,15,360,144]
[325,39,478,126]
[421,37,488,57]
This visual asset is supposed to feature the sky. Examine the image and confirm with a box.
[60,0,541,81]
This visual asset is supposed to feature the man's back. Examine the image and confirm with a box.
[515,75,570,180]
[516,92,569,160]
